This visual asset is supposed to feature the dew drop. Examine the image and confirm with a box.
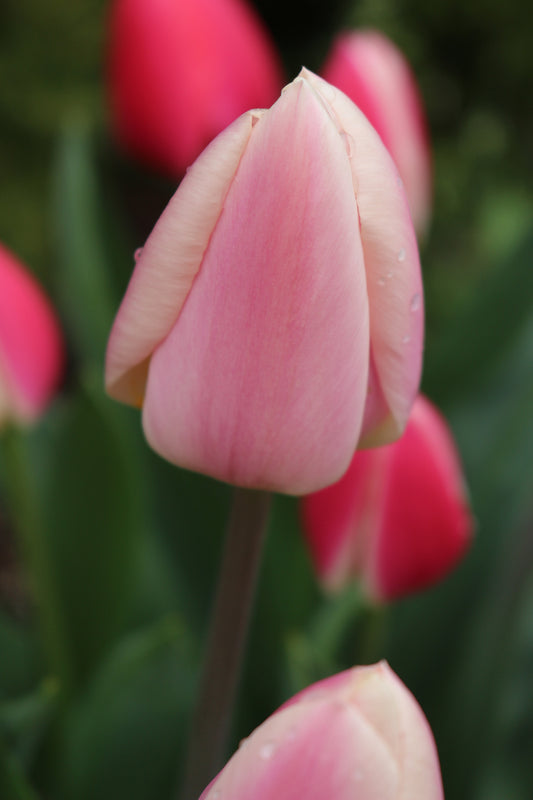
[386,270,394,280]
[402,334,411,344]
[134,247,143,262]
[340,131,354,158]
[377,277,386,287]
[259,741,276,760]
[210,789,220,800]
[397,248,406,262]
[410,293,421,312]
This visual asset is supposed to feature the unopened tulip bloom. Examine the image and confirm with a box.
[322,30,432,235]
[0,243,64,427]
[301,395,473,599]
[108,0,284,176]
[106,69,423,494]
[199,661,444,799]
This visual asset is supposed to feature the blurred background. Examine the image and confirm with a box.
[1,0,533,798]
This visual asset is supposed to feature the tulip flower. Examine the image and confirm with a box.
[108,0,284,176]
[105,69,423,494]
[0,243,64,428]
[322,30,432,235]
[301,395,473,599]
[199,661,444,799]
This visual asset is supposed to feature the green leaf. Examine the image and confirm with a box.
[55,618,193,800]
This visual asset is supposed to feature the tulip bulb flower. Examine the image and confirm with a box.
[322,30,432,235]
[106,70,424,495]
[0,243,64,428]
[108,0,284,176]
[301,395,473,599]
[199,662,444,799]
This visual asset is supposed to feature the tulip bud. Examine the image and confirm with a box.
[301,395,473,599]
[322,30,432,235]
[106,70,423,494]
[0,243,64,428]
[199,662,444,800]
[107,0,284,176]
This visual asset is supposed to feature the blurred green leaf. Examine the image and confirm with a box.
[55,617,193,800]
[0,616,41,702]
[0,678,59,769]
[0,739,39,800]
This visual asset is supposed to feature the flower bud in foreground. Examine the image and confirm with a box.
[105,70,423,494]
[108,0,284,176]
[0,243,64,428]
[322,30,432,235]
[301,395,473,599]
[199,662,444,800]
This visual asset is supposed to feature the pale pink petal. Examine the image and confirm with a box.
[201,663,443,800]
[105,110,260,406]
[322,31,432,235]
[142,77,369,494]
[302,69,423,445]
[0,243,63,424]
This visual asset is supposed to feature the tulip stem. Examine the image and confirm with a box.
[180,487,272,800]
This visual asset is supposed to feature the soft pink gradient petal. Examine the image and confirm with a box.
[200,663,443,800]
[322,30,432,235]
[105,110,260,405]
[108,0,283,175]
[303,69,424,446]
[142,78,369,494]
[0,243,64,425]
[368,395,473,600]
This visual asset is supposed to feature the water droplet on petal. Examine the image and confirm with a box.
[210,789,220,799]
[259,741,276,760]
[377,277,386,287]
[402,334,411,344]
[134,247,143,262]
[340,131,354,158]
[397,248,406,262]
[386,270,394,280]
[410,293,421,312]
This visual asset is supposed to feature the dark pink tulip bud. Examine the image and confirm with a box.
[322,30,432,235]
[107,0,284,176]
[106,71,424,494]
[199,662,444,800]
[301,395,473,599]
[0,243,64,427]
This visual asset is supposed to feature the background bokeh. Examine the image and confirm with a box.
[1,1,533,798]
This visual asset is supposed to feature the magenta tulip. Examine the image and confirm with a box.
[108,0,284,176]
[301,395,473,599]
[0,243,64,427]
[199,662,444,799]
[322,30,432,235]
[105,70,423,494]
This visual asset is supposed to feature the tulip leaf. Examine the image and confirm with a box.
[0,740,40,800]
[51,119,130,365]
[0,678,59,768]
[54,618,194,800]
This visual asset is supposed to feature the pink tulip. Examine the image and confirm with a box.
[199,662,444,799]
[301,395,473,599]
[0,243,64,427]
[322,30,432,235]
[108,0,284,176]
[105,70,423,494]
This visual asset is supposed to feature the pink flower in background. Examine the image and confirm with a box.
[322,30,432,235]
[0,243,64,427]
[106,70,423,494]
[301,395,473,599]
[108,0,284,176]
[199,662,444,800]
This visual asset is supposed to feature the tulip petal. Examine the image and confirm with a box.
[369,395,473,599]
[0,243,63,424]
[142,77,369,494]
[105,109,260,405]
[322,31,432,235]
[302,69,423,445]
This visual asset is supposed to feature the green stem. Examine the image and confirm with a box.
[179,488,271,800]
[0,426,71,696]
